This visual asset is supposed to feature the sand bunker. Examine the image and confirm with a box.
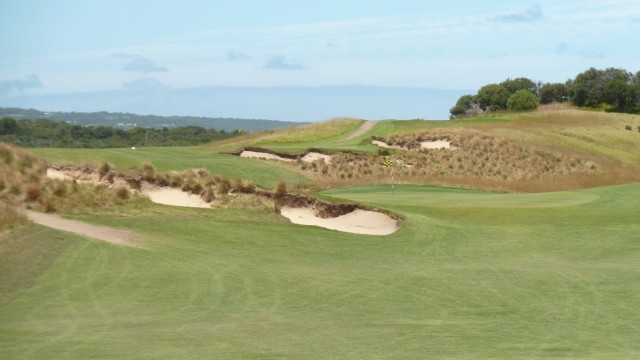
[45,167,400,235]
[301,152,332,164]
[46,167,211,209]
[46,168,74,181]
[421,140,455,150]
[372,140,404,149]
[240,151,332,164]
[240,151,294,162]
[372,139,456,150]
[280,207,399,236]
[141,185,211,208]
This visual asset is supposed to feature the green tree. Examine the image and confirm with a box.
[603,80,640,112]
[0,117,18,135]
[477,84,511,111]
[632,71,640,87]
[573,67,632,107]
[500,77,537,94]
[539,83,570,104]
[507,90,539,111]
[449,94,480,118]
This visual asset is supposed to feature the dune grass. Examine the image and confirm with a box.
[30,146,310,188]
[1,183,639,359]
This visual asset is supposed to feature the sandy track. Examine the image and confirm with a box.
[24,210,145,248]
[341,120,378,140]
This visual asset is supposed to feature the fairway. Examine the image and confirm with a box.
[2,183,639,359]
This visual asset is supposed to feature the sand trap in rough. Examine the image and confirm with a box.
[280,207,399,235]
[421,140,455,149]
[240,150,332,164]
[142,185,211,208]
[372,139,456,150]
[240,151,294,162]
[372,140,404,149]
[301,152,332,164]
[47,168,74,181]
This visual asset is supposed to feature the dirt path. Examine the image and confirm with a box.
[341,120,378,140]
[24,210,145,248]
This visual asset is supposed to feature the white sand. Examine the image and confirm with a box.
[241,150,332,164]
[301,152,332,164]
[372,139,456,150]
[280,207,399,236]
[421,140,455,149]
[142,185,211,208]
[46,168,74,181]
[372,140,404,149]
[240,151,294,162]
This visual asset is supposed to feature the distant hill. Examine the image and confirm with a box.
[0,107,306,132]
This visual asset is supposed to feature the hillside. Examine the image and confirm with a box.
[0,107,306,132]
[2,105,640,359]
[202,105,640,192]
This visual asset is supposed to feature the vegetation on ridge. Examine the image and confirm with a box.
[451,67,640,118]
[0,117,241,148]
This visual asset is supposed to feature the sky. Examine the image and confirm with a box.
[1,0,639,121]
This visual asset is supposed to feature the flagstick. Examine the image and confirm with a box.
[391,166,394,194]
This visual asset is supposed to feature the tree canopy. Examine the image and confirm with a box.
[0,118,240,148]
[450,67,640,119]
[507,90,539,111]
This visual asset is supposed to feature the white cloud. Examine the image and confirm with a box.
[492,4,543,23]
[227,50,251,61]
[0,74,43,95]
[263,55,305,70]
[122,57,168,73]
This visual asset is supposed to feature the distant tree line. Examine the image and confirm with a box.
[0,117,240,148]
[450,67,640,119]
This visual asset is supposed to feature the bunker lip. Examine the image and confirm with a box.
[46,166,403,235]
[230,147,332,164]
[280,206,400,235]
[371,139,457,150]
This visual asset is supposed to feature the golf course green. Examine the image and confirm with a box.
[1,182,639,359]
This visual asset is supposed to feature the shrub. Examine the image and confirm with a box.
[0,143,14,164]
[52,180,67,196]
[141,162,155,180]
[190,183,203,195]
[625,125,632,131]
[217,181,230,195]
[0,201,25,230]
[115,187,130,200]
[23,183,42,202]
[507,90,539,111]
[41,198,57,213]
[378,147,390,156]
[202,186,216,202]
[98,161,111,179]
[276,181,287,194]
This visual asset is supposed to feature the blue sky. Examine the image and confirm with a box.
[1,0,639,121]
